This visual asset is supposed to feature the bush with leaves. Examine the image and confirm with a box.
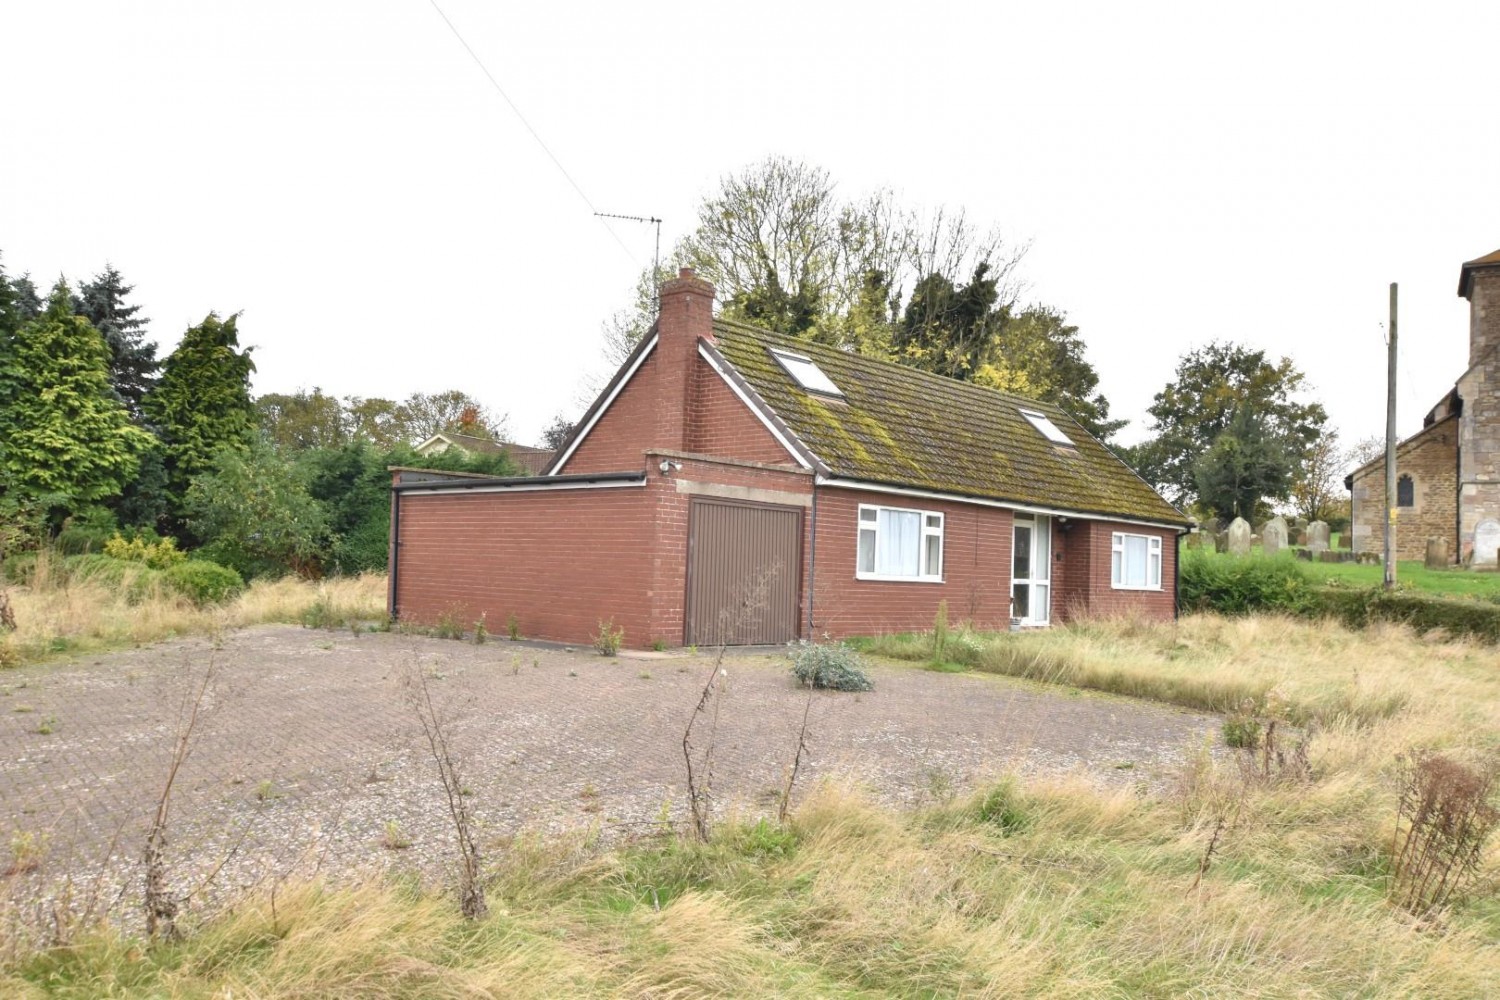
[185,443,330,579]
[1178,549,1318,616]
[103,532,185,569]
[163,560,245,606]
[788,639,874,692]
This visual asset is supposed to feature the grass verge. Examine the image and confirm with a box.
[0,551,387,668]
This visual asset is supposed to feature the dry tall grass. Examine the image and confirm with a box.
[4,613,1500,996]
[0,551,387,667]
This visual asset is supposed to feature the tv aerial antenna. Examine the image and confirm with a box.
[594,211,663,294]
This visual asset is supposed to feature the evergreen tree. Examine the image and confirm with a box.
[75,265,159,421]
[0,282,152,508]
[7,273,42,326]
[144,312,257,513]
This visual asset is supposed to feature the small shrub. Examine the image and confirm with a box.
[507,613,520,641]
[1178,550,1317,615]
[1222,714,1263,750]
[434,609,464,641]
[163,560,245,606]
[975,779,1031,834]
[593,618,624,657]
[381,820,412,850]
[473,614,488,645]
[651,638,668,652]
[301,596,339,629]
[35,714,57,735]
[103,532,186,570]
[5,829,47,876]
[740,817,799,858]
[1390,750,1500,914]
[788,639,874,692]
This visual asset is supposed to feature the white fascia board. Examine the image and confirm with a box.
[398,478,646,497]
[814,476,1186,531]
[697,342,812,470]
[548,334,659,475]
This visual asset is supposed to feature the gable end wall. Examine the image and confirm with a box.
[1348,418,1458,562]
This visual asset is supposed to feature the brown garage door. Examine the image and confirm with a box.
[686,498,802,646]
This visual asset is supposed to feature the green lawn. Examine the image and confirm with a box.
[1300,558,1500,599]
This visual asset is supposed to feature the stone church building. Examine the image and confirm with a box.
[1348,248,1500,567]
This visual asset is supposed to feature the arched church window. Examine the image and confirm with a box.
[1396,474,1414,507]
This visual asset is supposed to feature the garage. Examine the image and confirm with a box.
[685,498,802,646]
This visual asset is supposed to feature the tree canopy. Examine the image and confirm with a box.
[600,157,1125,441]
[1130,341,1327,515]
[144,312,258,505]
[74,266,159,421]
[0,282,153,508]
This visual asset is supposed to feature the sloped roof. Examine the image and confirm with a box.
[1459,248,1500,297]
[416,432,555,474]
[711,320,1186,525]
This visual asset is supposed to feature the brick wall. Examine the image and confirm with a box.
[393,484,658,644]
[1060,520,1178,620]
[809,487,1015,637]
[561,347,660,475]
[1348,417,1458,562]
[686,356,795,464]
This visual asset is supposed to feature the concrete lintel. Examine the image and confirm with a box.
[674,479,813,508]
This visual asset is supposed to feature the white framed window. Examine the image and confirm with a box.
[769,347,843,397]
[857,503,943,581]
[1111,532,1163,590]
[1019,408,1074,447]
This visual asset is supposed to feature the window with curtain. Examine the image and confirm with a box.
[1111,531,1162,590]
[857,504,943,580]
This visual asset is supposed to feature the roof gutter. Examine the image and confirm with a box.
[393,471,646,496]
[814,475,1191,531]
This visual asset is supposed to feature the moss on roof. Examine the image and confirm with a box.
[713,320,1186,525]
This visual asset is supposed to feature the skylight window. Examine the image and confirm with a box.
[1020,409,1074,447]
[769,348,842,397]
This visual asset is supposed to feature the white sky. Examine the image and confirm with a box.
[3,1,1497,453]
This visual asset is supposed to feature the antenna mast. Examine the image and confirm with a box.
[594,211,663,296]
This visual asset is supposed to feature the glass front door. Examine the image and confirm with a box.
[1012,515,1051,625]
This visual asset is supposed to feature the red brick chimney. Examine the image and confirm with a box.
[654,267,716,452]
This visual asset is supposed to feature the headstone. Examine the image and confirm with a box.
[1295,529,1308,546]
[1184,532,1203,550]
[1307,521,1330,553]
[1227,517,1252,556]
[1215,531,1229,554]
[1199,517,1222,537]
[1425,536,1450,570]
[1475,520,1500,568]
[1262,516,1289,556]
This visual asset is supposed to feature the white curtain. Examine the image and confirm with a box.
[877,508,920,575]
[1125,535,1149,587]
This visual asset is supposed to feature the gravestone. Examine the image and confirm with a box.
[1199,517,1222,537]
[1425,536,1450,570]
[1184,531,1203,550]
[1307,520,1330,553]
[1475,520,1500,568]
[1227,517,1252,556]
[1215,531,1229,554]
[1262,516,1289,556]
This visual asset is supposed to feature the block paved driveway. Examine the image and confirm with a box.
[0,626,1216,930]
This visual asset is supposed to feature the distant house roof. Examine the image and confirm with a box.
[1459,248,1500,297]
[413,432,555,475]
[710,320,1186,526]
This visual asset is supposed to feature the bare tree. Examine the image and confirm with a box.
[1289,427,1348,522]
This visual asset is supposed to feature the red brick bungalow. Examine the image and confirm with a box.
[388,270,1188,646]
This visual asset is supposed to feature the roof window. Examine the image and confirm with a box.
[769,347,842,397]
[1020,408,1074,447]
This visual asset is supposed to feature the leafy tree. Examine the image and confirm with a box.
[74,265,159,421]
[893,264,1010,382]
[298,441,392,574]
[345,396,411,448]
[185,442,329,578]
[402,390,506,442]
[144,312,257,508]
[1289,427,1348,523]
[540,413,576,450]
[1191,406,1297,521]
[257,388,347,450]
[999,306,1126,441]
[1133,342,1327,507]
[0,282,152,510]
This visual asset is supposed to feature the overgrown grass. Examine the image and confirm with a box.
[5,769,1499,997]
[0,550,387,667]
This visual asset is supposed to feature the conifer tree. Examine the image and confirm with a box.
[144,313,257,508]
[0,282,152,507]
[76,265,159,421]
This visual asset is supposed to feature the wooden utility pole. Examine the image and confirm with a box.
[1384,282,1398,590]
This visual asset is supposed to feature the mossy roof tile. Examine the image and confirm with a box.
[713,320,1186,525]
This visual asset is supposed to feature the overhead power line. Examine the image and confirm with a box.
[425,0,638,263]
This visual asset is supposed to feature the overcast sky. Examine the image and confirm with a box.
[3,1,1497,453]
